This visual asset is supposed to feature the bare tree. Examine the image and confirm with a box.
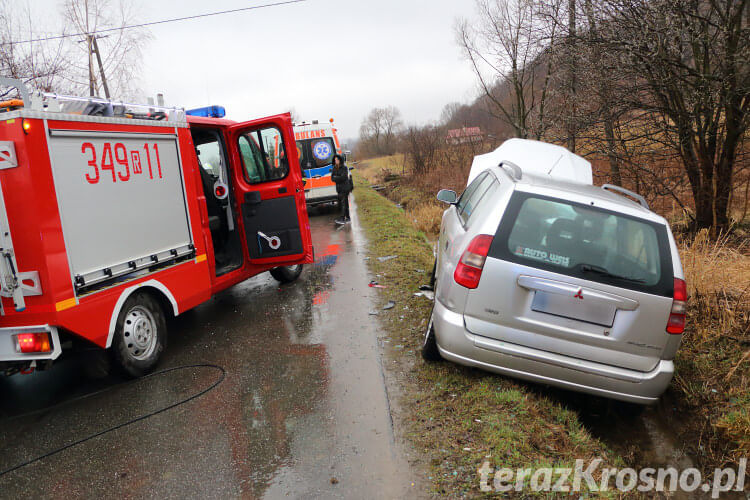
[403,125,442,175]
[0,1,70,94]
[440,102,463,125]
[588,0,750,231]
[61,0,152,100]
[456,0,563,139]
[358,106,403,156]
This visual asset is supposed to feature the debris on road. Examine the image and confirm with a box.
[369,310,379,315]
[418,284,433,291]
[377,255,398,262]
[383,301,396,310]
[369,280,386,288]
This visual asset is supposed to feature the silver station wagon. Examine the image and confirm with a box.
[423,139,686,405]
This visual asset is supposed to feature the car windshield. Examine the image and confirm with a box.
[504,196,664,287]
[297,137,335,170]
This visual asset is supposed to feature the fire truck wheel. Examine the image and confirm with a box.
[111,293,167,377]
[269,264,303,283]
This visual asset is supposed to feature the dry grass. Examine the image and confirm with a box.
[672,230,750,465]
[354,154,405,184]
[679,230,750,342]
[407,203,444,236]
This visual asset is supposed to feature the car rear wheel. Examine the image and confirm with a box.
[421,308,441,362]
[270,264,303,283]
[111,292,167,378]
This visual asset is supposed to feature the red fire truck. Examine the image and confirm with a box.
[0,79,313,377]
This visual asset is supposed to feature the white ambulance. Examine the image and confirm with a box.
[293,119,343,206]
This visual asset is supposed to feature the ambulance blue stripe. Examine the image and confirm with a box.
[303,164,333,178]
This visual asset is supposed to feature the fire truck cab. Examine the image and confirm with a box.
[0,80,313,377]
[294,119,343,206]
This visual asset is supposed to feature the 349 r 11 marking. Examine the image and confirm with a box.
[81,141,163,184]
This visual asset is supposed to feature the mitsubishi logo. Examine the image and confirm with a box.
[574,288,584,300]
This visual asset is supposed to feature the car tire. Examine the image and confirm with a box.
[111,292,167,378]
[429,257,437,289]
[421,308,441,362]
[270,264,303,283]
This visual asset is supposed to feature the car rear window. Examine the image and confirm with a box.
[489,192,674,296]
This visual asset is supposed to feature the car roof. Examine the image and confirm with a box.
[488,166,667,225]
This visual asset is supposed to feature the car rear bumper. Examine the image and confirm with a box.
[432,299,673,405]
[0,325,62,363]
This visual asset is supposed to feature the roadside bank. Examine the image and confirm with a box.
[353,173,625,497]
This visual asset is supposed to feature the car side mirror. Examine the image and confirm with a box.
[436,189,458,205]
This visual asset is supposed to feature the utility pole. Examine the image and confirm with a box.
[91,35,110,99]
[82,0,109,99]
[85,0,95,96]
[87,34,95,96]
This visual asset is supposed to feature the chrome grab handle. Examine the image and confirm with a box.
[257,231,281,250]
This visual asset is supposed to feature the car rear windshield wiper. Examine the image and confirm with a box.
[580,264,646,283]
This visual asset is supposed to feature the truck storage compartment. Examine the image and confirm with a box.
[46,129,194,291]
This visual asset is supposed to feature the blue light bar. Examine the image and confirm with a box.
[186,105,226,118]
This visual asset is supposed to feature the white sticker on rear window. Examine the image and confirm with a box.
[514,246,570,267]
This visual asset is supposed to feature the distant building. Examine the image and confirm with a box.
[446,126,483,145]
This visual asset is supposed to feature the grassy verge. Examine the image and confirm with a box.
[353,173,624,497]
[670,231,750,469]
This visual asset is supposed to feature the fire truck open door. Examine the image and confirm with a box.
[227,114,313,266]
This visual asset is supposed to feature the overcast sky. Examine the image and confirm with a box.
[34,0,482,144]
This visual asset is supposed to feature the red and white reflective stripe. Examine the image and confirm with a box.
[666,278,687,334]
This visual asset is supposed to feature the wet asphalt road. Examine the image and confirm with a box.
[0,201,417,499]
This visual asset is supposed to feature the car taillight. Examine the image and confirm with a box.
[14,332,52,353]
[666,278,687,334]
[454,234,494,289]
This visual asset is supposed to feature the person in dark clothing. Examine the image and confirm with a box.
[331,154,352,223]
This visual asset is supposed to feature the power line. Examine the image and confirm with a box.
[2,0,307,45]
